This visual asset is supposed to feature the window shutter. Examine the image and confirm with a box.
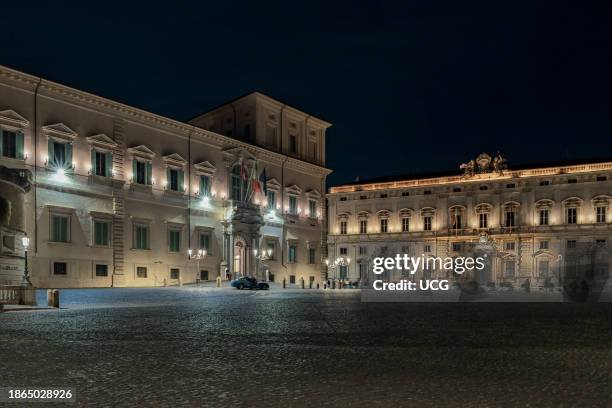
[66,143,73,170]
[48,139,54,165]
[178,170,184,192]
[105,152,113,177]
[91,149,96,175]
[146,162,152,185]
[16,131,24,160]
[132,159,137,182]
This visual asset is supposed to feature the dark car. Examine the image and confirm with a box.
[231,277,270,290]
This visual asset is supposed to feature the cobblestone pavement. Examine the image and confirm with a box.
[1,287,612,407]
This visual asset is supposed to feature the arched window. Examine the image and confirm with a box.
[231,165,245,201]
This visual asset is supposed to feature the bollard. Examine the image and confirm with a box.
[323,283,327,289]
[300,278,305,289]
[47,289,59,308]
[216,276,221,288]
[317,283,320,289]
[282,278,286,288]
[309,280,313,289]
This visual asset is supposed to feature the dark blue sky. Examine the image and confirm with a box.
[3,1,611,185]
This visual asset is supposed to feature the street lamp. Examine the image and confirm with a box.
[21,235,31,286]
[254,248,273,281]
[188,248,208,283]
[325,256,350,281]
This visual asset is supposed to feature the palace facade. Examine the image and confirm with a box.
[0,64,331,288]
[327,153,612,289]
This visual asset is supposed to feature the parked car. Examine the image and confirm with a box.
[231,277,270,290]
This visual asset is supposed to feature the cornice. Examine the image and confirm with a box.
[0,64,332,178]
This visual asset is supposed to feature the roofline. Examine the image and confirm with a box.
[329,160,612,194]
[0,64,332,177]
[187,90,332,128]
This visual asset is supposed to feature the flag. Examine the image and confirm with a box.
[250,162,261,194]
[259,168,268,196]
[240,160,247,180]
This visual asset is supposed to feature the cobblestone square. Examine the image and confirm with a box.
[1,287,612,407]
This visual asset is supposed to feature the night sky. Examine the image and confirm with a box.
[2,2,611,185]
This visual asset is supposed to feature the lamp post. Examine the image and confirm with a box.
[325,256,350,285]
[21,235,31,286]
[188,248,208,282]
[253,248,273,281]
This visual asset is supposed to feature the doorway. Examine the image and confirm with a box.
[200,270,209,281]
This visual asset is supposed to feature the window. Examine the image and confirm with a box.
[360,195,367,200]
[95,264,108,277]
[340,221,347,235]
[92,150,112,177]
[267,241,275,259]
[567,240,577,249]
[170,268,180,279]
[134,224,150,250]
[539,241,549,250]
[93,220,110,246]
[596,239,606,247]
[289,275,296,284]
[450,211,462,230]
[567,178,577,184]
[167,168,184,192]
[566,207,577,224]
[51,214,69,243]
[596,176,607,182]
[360,219,368,234]
[308,200,317,218]
[505,242,515,251]
[380,194,388,198]
[423,190,432,195]
[596,206,606,223]
[506,183,515,189]
[308,140,317,160]
[452,187,461,193]
[288,134,297,153]
[539,209,549,226]
[423,216,432,231]
[340,197,347,201]
[1,130,24,159]
[538,260,549,278]
[359,262,368,277]
[339,265,348,278]
[53,261,67,275]
[199,175,211,196]
[540,180,550,186]
[266,127,276,147]
[505,210,515,227]
[133,160,152,185]
[504,261,515,278]
[479,213,488,229]
[48,140,72,169]
[199,232,210,251]
[452,242,461,252]
[380,218,388,233]
[243,124,251,140]
[479,185,488,191]
[340,247,348,255]
[402,192,410,196]
[401,217,410,232]
[267,190,276,210]
[424,244,431,252]
[288,196,298,215]
[308,248,316,264]
[136,266,147,278]
[359,246,367,255]
[231,165,244,201]
[288,245,297,263]
[169,229,181,252]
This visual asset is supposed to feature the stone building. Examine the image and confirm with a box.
[327,153,612,289]
[0,64,331,288]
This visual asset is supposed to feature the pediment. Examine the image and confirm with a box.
[285,184,302,196]
[42,123,77,140]
[194,161,216,175]
[86,133,117,148]
[128,145,155,159]
[0,109,29,128]
[163,153,187,165]
[306,189,322,199]
[266,178,281,191]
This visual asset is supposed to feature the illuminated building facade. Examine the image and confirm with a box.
[327,153,612,288]
[0,65,331,287]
